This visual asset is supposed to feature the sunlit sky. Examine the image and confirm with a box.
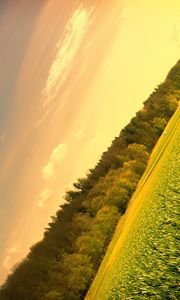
[0,0,180,284]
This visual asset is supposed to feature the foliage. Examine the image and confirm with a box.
[0,60,179,300]
[86,107,180,299]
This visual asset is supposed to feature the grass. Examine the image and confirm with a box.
[85,105,180,300]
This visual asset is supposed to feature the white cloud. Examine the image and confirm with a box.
[170,23,180,48]
[3,256,11,270]
[91,130,101,144]
[0,132,6,142]
[7,246,19,255]
[33,108,51,130]
[103,58,112,74]
[37,189,52,208]
[42,162,55,180]
[50,143,67,162]
[42,143,67,180]
[75,127,85,140]
[3,246,19,271]
[42,6,93,108]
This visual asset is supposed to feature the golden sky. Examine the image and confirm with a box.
[0,0,180,284]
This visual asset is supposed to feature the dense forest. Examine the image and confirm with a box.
[0,60,179,300]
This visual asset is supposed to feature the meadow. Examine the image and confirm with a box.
[85,105,180,299]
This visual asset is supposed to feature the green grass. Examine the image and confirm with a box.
[85,105,180,300]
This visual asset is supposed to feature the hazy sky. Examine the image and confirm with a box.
[0,0,180,284]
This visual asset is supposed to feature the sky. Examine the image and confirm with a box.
[0,0,180,284]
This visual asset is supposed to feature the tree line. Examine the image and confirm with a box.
[0,60,179,300]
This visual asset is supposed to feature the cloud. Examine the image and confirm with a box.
[7,246,18,255]
[33,91,69,130]
[103,58,112,74]
[75,127,85,140]
[3,256,12,271]
[50,143,67,162]
[0,132,6,142]
[42,143,67,180]
[42,162,55,180]
[37,189,52,208]
[41,6,93,108]
[169,23,180,48]
[3,246,19,271]
[91,130,101,144]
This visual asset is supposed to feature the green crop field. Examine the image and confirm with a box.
[85,105,180,300]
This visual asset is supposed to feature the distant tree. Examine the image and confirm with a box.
[0,59,179,300]
[63,254,93,296]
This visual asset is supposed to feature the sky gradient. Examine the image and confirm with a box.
[0,0,180,284]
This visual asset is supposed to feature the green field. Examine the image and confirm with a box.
[85,105,180,300]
